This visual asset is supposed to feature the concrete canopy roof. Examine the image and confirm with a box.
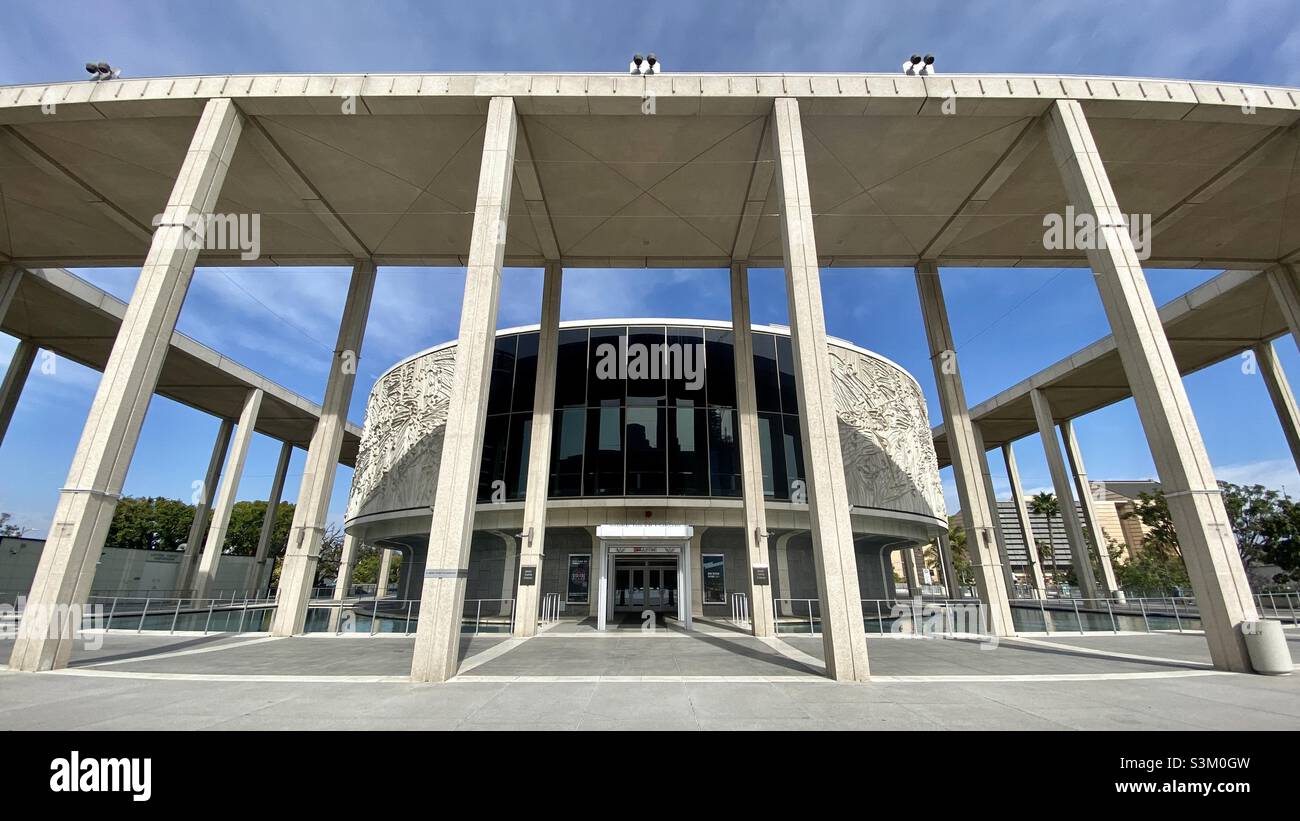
[0,72,1297,269]
[1,267,362,464]
[930,269,1286,466]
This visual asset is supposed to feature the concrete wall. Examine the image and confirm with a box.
[0,537,268,599]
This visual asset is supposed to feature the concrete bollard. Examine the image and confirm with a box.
[1241,619,1293,675]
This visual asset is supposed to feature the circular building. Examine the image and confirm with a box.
[345,318,945,627]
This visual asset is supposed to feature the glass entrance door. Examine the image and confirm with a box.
[613,557,679,612]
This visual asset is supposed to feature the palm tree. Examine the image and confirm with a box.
[1028,492,1061,583]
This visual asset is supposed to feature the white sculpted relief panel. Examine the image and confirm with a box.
[346,347,456,521]
[831,347,946,520]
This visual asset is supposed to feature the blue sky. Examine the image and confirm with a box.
[1,0,1299,537]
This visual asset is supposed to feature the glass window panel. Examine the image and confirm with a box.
[668,407,709,496]
[487,335,517,415]
[554,328,588,409]
[587,327,626,407]
[625,406,666,496]
[584,407,624,496]
[476,414,510,502]
[511,332,539,413]
[782,413,806,499]
[707,408,741,497]
[667,326,705,407]
[704,328,736,408]
[775,334,799,415]
[626,325,666,406]
[752,332,781,413]
[549,408,585,498]
[702,554,726,604]
[758,411,789,500]
[505,413,532,500]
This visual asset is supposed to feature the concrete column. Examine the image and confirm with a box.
[729,261,776,637]
[914,262,1014,636]
[512,262,561,637]
[1060,419,1122,598]
[177,419,233,593]
[772,97,869,681]
[375,548,393,599]
[193,388,264,598]
[9,98,242,672]
[937,531,960,599]
[1029,389,1100,599]
[270,259,377,636]
[327,532,361,632]
[1267,265,1300,347]
[1048,98,1262,672]
[971,421,1020,599]
[411,97,517,682]
[1254,342,1300,472]
[1002,442,1048,595]
[246,440,292,595]
[0,339,37,449]
[901,546,922,595]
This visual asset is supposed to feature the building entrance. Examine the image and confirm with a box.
[613,558,679,612]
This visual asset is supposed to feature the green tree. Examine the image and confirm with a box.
[1028,492,1061,582]
[105,496,195,551]
[221,500,294,556]
[1124,482,1300,590]
[946,523,974,586]
[0,512,29,537]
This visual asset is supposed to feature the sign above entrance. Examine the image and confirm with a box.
[608,545,681,555]
[596,524,694,540]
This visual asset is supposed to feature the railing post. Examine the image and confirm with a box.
[405,600,414,636]
[806,599,814,635]
[1072,598,1083,635]
[1171,597,1184,632]
[204,600,215,634]
[875,600,883,635]
[1139,598,1150,633]
[237,600,249,633]
[170,599,183,634]
[1105,599,1117,633]
[137,597,151,634]
[105,597,119,631]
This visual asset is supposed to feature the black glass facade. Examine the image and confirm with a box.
[476,325,806,502]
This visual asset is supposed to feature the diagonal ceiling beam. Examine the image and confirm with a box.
[1151,123,1294,240]
[917,117,1042,261]
[242,115,371,259]
[0,125,153,243]
[730,112,774,262]
[513,115,561,261]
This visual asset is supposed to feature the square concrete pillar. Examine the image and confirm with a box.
[1060,419,1122,598]
[1002,442,1048,596]
[194,388,264,598]
[411,97,517,682]
[1047,98,1261,672]
[1267,265,1300,347]
[1254,342,1300,472]
[914,262,1015,636]
[178,419,233,593]
[936,531,960,599]
[0,339,37,449]
[376,548,393,599]
[246,440,292,595]
[1029,389,1101,599]
[512,263,561,637]
[9,97,242,672]
[971,421,1020,599]
[729,261,776,637]
[270,260,377,636]
[771,97,869,680]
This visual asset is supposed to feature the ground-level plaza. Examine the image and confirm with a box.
[1,628,1297,730]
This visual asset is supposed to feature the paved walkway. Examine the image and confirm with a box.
[0,628,1296,730]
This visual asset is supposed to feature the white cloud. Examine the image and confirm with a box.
[1214,459,1300,496]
